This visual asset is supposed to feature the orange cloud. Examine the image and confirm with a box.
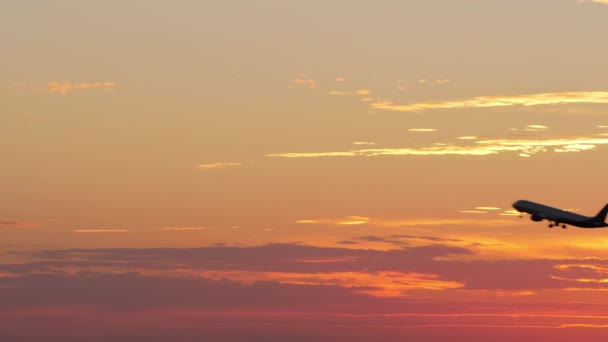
[199,270,463,297]
[13,81,117,96]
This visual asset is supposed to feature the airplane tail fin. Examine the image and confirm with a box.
[594,203,608,223]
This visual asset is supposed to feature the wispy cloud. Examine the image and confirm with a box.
[267,136,608,159]
[197,162,244,169]
[578,0,608,4]
[525,125,548,132]
[72,229,129,233]
[419,78,451,85]
[327,89,371,97]
[370,91,608,113]
[296,216,370,225]
[159,227,207,231]
[352,141,376,146]
[13,81,117,96]
[408,128,437,132]
[0,221,38,228]
[289,73,320,89]
[500,210,521,217]
[459,206,502,214]
[296,216,511,227]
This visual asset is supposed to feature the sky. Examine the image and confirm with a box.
[3,0,608,340]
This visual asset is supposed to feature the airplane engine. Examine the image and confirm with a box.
[530,214,543,222]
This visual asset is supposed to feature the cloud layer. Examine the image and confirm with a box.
[5,243,608,339]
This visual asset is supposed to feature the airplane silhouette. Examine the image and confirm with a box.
[512,200,608,229]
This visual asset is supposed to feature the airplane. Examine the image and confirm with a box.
[512,200,608,229]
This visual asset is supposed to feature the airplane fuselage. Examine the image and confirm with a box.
[512,200,608,228]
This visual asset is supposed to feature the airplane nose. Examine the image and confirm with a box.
[512,200,522,210]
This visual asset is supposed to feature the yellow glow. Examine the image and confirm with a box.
[295,219,319,224]
[336,216,370,225]
[296,216,370,225]
[408,128,438,132]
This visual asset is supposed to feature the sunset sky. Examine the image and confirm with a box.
[4,1,608,340]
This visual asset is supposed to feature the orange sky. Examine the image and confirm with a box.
[3,1,608,340]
